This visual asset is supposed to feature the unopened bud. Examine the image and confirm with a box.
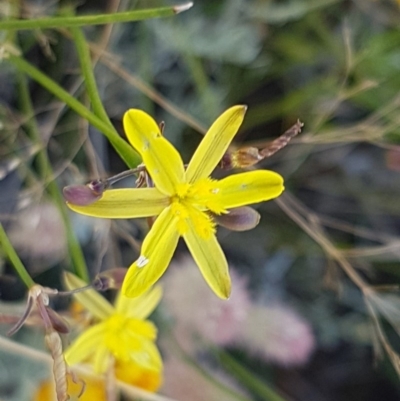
[93,267,128,291]
[232,147,263,168]
[220,153,234,170]
[214,207,260,231]
[63,184,103,206]
[88,179,107,195]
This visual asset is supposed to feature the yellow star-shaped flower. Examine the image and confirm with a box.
[63,272,162,390]
[67,106,284,299]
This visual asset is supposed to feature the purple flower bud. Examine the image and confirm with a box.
[214,207,260,231]
[63,184,103,206]
[87,179,107,195]
[93,267,128,291]
[219,153,234,170]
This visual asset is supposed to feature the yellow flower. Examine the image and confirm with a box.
[63,272,163,390]
[67,106,284,299]
[34,374,107,401]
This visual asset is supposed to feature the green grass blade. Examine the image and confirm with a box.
[0,223,35,289]
[217,350,289,401]
[16,71,90,282]
[8,55,141,168]
[0,3,193,30]
[70,25,114,130]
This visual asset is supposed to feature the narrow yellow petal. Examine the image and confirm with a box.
[127,320,158,341]
[129,338,163,371]
[93,345,111,374]
[67,188,169,219]
[63,272,114,320]
[218,170,284,209]
[186,105,247,183]
[64,323,106,365]
[116,286,163,319]
[122,207,180,298]
[123,109,185,195]
[183,221,231,299]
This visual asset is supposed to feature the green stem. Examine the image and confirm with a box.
[70,25,114,129]
[16,72,89,282]
[8,55,141,168]
[0,4,193,30]
[0,223,35,288]
[217,350,289,401]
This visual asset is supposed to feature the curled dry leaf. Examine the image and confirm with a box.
[45,330,69,401]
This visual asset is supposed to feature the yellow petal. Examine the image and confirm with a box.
[122,207,179,298]
[123,320,157,343]
[67,188,169,219]
[123,109,185,195]
[185,105,247,183]
[64,322,106,365]
[114,359,162,392]
[218,170,284,209]
[93,345,111,374]
[63,272,114,320]
[116,285,163,319]
[34,374,107,401]
[129,338,163,371]
[183,221,231,299]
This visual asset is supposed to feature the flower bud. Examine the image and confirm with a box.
[231,146,263,168]
[63,184,103,206]
[93,267,128,291]
[214,207,260,231]
[219,153,234,170]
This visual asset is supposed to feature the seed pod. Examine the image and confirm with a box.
[46,307,70,334]
[45,330,68,401]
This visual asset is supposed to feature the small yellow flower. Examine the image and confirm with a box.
[63,273,163,390]
[34,374,107,401]
[67,106,284,299]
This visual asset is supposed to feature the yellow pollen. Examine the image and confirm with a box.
[175,182,190,198]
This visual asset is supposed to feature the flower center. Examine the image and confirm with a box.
[171,179,226,238]
[104,314,131,360]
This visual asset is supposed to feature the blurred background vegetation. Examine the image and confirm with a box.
[1,0,400,400]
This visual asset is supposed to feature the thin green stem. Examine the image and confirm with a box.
[16,72,89,282]
[0,4,193,30]
[8,55,141,168]
[217,350,289,401]
[70,25,114,129]
[0,223,35,288]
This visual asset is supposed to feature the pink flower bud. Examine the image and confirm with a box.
[63,184,103,206]
[214,207,260,231]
